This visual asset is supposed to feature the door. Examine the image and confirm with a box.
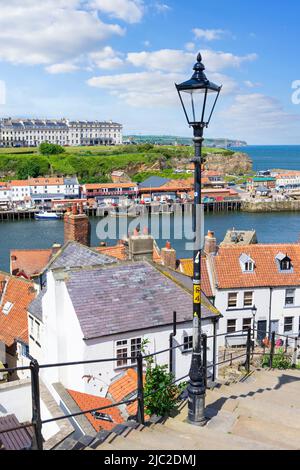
[257,320,267,342]
[270,320,279,335]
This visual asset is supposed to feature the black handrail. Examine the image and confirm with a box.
[2,324,295,450]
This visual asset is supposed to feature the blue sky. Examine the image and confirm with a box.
[0,0,300,144]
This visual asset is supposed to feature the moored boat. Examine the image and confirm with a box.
[34,211,62,220]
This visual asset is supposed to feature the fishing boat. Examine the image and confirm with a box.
[34,211,62,220]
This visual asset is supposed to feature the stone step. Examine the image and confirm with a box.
[123,426,199,450]
[237,398,300,430]
[164,417,281,450]
[231,415,300,450]
[109,435,148,450]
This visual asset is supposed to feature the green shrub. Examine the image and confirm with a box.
[262,347,292,370]
[39,143,65,155]
[142,340,185,416]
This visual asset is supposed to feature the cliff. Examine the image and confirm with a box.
[204,152,252,175]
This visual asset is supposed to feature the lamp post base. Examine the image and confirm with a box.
[187,380,207,426]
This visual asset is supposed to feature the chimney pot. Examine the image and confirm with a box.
[166,241,171,250]
[204,230,217,255]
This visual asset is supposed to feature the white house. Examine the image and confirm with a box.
[10,180,31,204]
[203,231,300,345]
[0,186,11,208]
[27,243,220,400]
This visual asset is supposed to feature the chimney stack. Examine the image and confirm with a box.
[64,203,91,246]
[128,232,154,261]
[51,243,62,255]
[204,230,217,255]
[161,241,177,271]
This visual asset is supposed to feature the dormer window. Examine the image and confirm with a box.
[276,253,293,272]
[240,254,255,273]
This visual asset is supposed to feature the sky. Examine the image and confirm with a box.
[0,0,300,144]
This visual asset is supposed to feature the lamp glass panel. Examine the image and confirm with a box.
[179,88,218,125]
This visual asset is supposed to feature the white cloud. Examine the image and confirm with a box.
[0,81,6,105]
[89,47,124,70]
[192,28,228,41]
[90,0,144,23]
[244,80,262,88]
[126,48,257,73]
[87,68,237,108]
[185,42,195,52]
[152,2,171,13]
[0,0,124,67]
[221,93,300,130]
[45,62,80,74]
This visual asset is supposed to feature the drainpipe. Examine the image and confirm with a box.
[169,311,177,375]
[268,287,273,338]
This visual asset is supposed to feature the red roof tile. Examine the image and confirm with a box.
[67,389,123,432]
[214,244,300,289]
[0,273,37,347]
[10,249,52,279]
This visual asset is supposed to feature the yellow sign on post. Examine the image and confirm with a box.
[193,285,201,304]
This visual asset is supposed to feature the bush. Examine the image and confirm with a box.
[142,341,185,416]
[39,143,65,155]
[262,347,292,370]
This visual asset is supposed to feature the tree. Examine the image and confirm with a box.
[39,142,65,155]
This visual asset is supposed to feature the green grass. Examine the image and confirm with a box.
[0,144,234,182]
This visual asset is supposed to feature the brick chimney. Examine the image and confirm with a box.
[128,233,154,261]
[64,203,91,246]
[204,230,217,255]
[161,241,177,271]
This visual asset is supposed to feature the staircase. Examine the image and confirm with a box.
[62,368,300,450]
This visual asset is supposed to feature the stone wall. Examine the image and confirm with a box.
[242,200,300,212]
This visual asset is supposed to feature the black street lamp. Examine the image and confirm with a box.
[176,53,222,426]
[252,305,257,340]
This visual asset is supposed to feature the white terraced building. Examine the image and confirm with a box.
[0,118,123,147]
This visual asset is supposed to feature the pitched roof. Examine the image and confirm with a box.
[84,183,136,190]
[95,240,161,263]
[64,261,219,340]
[10,249,52,278]
[0,273,37,346]
[45,241,117,271]
[28,177,64,186]
[108,368,137,404]
[0,414,32,450]
[214,244,300,289]
[179,257,213,297]
[67,389,123,432]
[95,242,127,261]
[138,176,170,189]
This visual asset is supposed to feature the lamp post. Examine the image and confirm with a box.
[252,304,257,340]
[176,53,222,426]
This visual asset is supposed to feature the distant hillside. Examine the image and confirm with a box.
[124,135,247,148]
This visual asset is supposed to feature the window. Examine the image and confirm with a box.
[227,319,236,334]
[281,258,292,271]
[228,293,237,308]
[243,291,253,307]
[21,343,29,358]
[29,316,34,336]
[285,289,295,306]
[115,337,142,368]
[2,301,13,315]
[244,261,254,272]
[243,318,252,331]
[284,317,293,333]
[183,335,193,351]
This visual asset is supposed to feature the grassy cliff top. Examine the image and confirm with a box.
[0,144,235,183]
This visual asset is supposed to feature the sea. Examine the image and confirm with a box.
[1,145,300,272]
[232,145,300,172]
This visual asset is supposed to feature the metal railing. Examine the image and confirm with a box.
[0,322,298,450]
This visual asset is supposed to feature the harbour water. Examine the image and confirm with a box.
[1,210,300,272]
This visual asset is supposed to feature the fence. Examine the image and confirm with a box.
[0,324,298,450]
